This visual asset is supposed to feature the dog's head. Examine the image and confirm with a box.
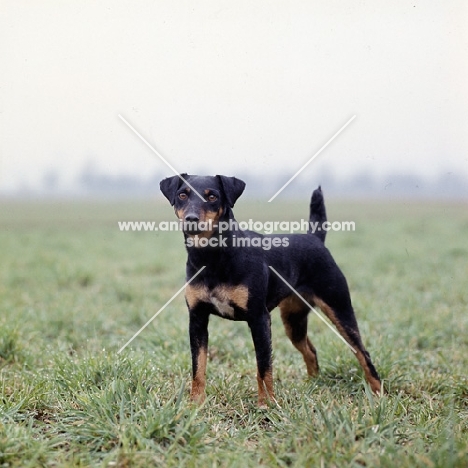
[160,174,245,236]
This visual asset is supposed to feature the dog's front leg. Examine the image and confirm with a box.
[189,306,210,404]
[248,310,275,408]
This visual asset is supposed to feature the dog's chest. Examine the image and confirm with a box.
[185,284,249,318]
[209,294,235,317]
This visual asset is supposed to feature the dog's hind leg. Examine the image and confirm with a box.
[312,295,382,394]
[279,295,319,377]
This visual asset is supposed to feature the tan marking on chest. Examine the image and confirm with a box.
[185,284,249,316]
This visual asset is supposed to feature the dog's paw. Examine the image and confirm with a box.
[190,391,206,405]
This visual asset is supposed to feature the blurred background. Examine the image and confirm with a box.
[1,1,467,200]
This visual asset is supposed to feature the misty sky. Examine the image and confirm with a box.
[1,1,467,192]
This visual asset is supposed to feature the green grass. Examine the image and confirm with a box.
[0,197,467,467]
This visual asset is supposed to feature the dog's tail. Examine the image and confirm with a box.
[308,186,327,243]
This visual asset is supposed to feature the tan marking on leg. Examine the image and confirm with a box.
[279,295,319,376]
[355,351,382,394]
[190,347,207,404]
[302,337,319,376]
[312,295,381,394]
[278,294,304,313]
[257,369,274,408]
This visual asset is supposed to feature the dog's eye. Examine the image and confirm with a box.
[178,193,188,200]
[207,194,217,202]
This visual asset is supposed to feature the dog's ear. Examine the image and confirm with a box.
[216,175,246,208]
[160,174,187,205]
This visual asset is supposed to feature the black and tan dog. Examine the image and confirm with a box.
[160,174,381,406]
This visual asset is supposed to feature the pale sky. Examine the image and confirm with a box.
[1,1,467,192]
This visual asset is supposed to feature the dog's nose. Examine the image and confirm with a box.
[184,213,200,223]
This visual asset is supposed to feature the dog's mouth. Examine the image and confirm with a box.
[183,227,203,235]
[180,218,217,236]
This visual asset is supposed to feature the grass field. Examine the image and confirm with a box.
[0,196,467,467]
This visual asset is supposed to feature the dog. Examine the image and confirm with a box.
[160,174,381,406]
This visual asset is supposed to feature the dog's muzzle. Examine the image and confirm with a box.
[182,214,203,235]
